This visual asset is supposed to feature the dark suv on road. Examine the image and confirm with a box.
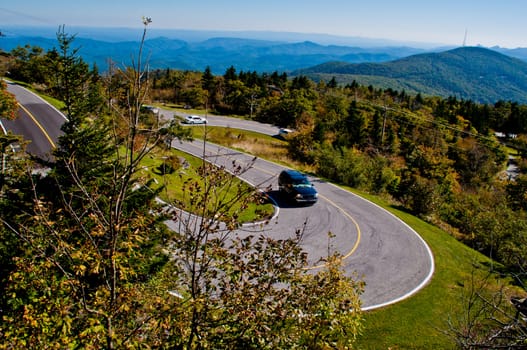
[278,170,318,204]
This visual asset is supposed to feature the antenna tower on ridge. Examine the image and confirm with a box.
[463,28,468,47]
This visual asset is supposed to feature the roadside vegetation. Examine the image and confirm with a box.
[2,21,527,348]
[190,126,300,167]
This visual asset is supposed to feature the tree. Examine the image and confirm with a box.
[287,111,317,163]
[327,76,338,89]
[7,45,50,85]
[345,100,369,148]
[0,80,17,121]
[450,137,504,188]
[201,65,217,109]
[396,170,440,216]
[223,79,250,115]
[47,25,93,120]
[291,75,313,90]
[223,65,237,81]
[507,174,527,211]
[156,155,364,348]
[446,269,527,349]
[180,85,208,108]
[0,19,179,349]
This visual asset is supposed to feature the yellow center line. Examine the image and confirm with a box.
[306,193,361,270]
[251,163,362,270]
[18,103,56,149]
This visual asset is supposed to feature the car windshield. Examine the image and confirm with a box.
[292,178,311,187]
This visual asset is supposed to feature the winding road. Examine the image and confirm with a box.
[1,83,434,310]
[2,81,66,160]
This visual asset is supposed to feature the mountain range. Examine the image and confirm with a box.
[0,33,429,74]
[2,26,527,104]
[295,46,527,104]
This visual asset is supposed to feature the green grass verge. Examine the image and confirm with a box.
[185,126,522,349]
[351,191,497,349]
[138,147,274,224]
[187,125,311,170]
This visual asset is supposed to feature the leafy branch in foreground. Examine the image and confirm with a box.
[154,154,365,349]
[0,20,177,349]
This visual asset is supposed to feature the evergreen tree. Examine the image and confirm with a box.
[327,76,338,88]
[345,100,368,147]
[50,26,113,193]
[223,65,237,81]
[201,65,216,108]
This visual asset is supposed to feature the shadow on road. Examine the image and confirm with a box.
[266,190,316,208]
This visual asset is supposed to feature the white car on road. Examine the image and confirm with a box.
[183,115,208,124]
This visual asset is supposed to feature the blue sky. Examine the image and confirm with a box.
[2,0,527,48]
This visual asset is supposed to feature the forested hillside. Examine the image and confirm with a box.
[295,46,527,104]
[2,33,527,347]
[5,30,527,104]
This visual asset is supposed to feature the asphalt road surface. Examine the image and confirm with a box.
[2,81,66,160]
[2,86,434,310]
[170,133,434,310]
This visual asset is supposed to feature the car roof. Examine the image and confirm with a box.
[281,169,306,178]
